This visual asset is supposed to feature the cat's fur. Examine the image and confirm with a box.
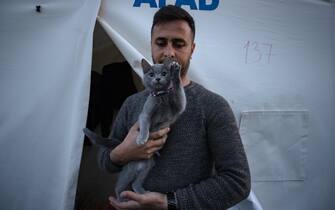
[83,58,186,201]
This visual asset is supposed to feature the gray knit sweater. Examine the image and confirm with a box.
[99,82,250,210]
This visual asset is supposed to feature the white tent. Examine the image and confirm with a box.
[1,0,334,210]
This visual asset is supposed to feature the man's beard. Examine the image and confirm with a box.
[180,59,190,78]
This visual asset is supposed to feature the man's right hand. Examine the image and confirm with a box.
[109,122,170,165]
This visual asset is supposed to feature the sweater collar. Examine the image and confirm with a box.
[150,87,174,97]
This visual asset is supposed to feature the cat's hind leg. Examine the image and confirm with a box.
[115,166,136,201]
[131,159,155,194]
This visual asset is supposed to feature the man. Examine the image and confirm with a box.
[100,5,250,210]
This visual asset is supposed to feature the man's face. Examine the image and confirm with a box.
[151,20,195,78]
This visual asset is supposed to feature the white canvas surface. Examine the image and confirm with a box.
[0,1,101,209]
[0,0,334,209]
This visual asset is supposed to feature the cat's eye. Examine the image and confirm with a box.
[149,73,154,77]
[161,72,167,76]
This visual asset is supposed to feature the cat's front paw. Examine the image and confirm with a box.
[170,61,181,71]
[170,61,181,78]
[136,135,147,145]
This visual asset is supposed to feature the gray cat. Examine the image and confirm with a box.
[83,58,186,201]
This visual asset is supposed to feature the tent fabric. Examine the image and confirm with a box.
[0,1,101,210]
[97,1,335,210]
[0,0,334,210]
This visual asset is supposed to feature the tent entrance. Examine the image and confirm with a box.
[75,21,143,210]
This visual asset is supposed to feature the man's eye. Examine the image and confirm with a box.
[156,40,166,47]
[173,41,185,49]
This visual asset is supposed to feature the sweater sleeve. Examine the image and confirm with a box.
[98,97,131,173]
[176,96,251,210]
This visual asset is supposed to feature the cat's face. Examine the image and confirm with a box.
[141,59,171,91]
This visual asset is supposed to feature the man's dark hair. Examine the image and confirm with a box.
[151,5,195,41]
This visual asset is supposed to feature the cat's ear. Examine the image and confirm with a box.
[141,59,152,74]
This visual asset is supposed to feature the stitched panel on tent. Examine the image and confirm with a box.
[239,111,308,181]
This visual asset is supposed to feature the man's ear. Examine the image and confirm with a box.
[141,59,151,74]
[191,42,196,57]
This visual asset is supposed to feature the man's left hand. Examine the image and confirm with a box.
[109,191,168,210]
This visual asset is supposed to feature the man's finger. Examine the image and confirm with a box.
[121,191,144,203]
[109,195,139,209]
[108,196,121,210]
[149,127,170,139]
[147,146,163,154]
[147,136,167,148]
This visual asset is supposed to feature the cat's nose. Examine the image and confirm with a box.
[156,78,161,82]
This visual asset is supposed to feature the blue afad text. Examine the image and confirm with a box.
[133,0,219,11]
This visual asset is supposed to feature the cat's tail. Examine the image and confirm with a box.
[83,128,121,148]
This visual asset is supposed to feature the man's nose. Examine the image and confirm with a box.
[163,43,176,59]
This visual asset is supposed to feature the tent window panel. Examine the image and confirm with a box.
[239,110,308,182]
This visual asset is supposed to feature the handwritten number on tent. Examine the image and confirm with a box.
[244,41,273,64]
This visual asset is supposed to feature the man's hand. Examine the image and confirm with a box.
[110,122,170,165]
[109,191,168,210]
